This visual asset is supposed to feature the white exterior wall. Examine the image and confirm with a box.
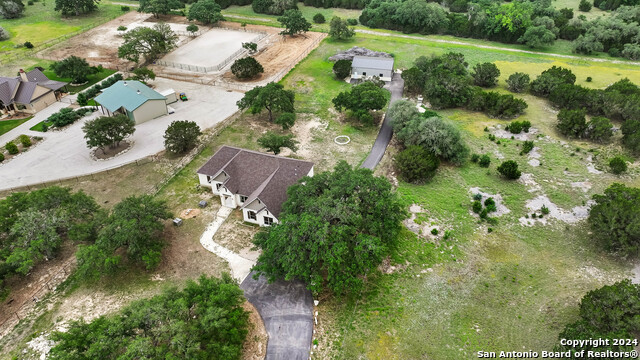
[242,200,279,226]
[131,99,168,124]
[351,67,393,82]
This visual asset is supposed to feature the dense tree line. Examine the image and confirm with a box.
[401,53,527,119]
[0,187,100,298]
[49,274,249,360]
[357,0,640,58]
[588,183,640,254]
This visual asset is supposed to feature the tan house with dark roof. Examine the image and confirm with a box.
[197,146,314,226]
[0,68,67,114]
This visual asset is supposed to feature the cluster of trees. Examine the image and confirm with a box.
[139,0,183,18]
[523,66,640,150]
[187,0,224,24]
[554,280,640,356]
[46,107,93,129]
[76,195,172,278]
[252,161,406,294]
[54,0,99,16]
[571,6,640,58]
[301,0,365,10]
[402,53,527,119]
[252,0,295,15]
[0,187,100,298]
[358,0,640,57]
[49,274,249,359]
[83,114,136,154]
[389,100,469,183]
[118,23,178,64]
[588,183,640,254]
[0,0,24,19]
[332,81,389,124]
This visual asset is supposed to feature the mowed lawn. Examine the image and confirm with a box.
[312,34,640,359]
[222,4,361,31]
[0,117,31,136]
[0,1,124,58]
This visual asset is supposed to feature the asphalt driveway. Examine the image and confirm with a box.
[360,73,404,169]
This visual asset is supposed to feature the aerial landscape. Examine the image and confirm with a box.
[0,0,639,358]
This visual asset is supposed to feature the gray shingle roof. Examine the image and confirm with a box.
[351,56,394,70]
[0,69,67,107]
[13,81,37,104]
[197,146,314,218]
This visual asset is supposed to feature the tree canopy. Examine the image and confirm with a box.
[329,16,355,40]
[163,120,202,154]
[139,0,182,18]
[118,23,178,63]
[188,0,224,24]
[236,82,295,122]
[332,81,388,124]
[52,56,96,84]
[394,145,440,183]
[332,59,352,79]
[82,114,136,153]
[252,161,406,294]
[0,0,24,19]
[231,56,264,79]
[497,160,521,179]
[588,183,640,254]
[277,9,311,36]
[257,131,298,154]
[76,195,172,278]
[54,0,98,16]
[49,274,249,360]
[471,62,500,87]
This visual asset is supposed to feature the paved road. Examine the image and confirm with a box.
[241,272,314,360]
[360,73,404,169]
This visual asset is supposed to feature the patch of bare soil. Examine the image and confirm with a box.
[211,209,260,255]
[92,140,131,160]
[223,30,326,81]
[39,12,148,69]
[242,301,268,360]
[179,208,201,219]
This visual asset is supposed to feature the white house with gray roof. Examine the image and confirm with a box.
[94,80,167,124]
[0,68,67,114]
[351,55,394,82]
[197,146,314,226]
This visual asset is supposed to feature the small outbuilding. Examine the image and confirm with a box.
[351,55,394,82]
[95,80,167,124]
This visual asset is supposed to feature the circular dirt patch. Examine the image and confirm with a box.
[92,141,131,160]
[179,208,201,219]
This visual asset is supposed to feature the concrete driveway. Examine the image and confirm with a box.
[0,78,243,190]
[361,73,404,169]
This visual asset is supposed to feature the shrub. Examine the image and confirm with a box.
[521,141,534,155]
[0,153,4,162]
[163,120,202,154]
[27,0,33,4]
[507,72,530,93]
[431,228,438,235]
[609,156,627,174]
[275,112,296,130]
[484,197,496,213]
[472,200,483,213]
[332,59,352,80]
[120,5,130,11]
[471,153,480,162]
[497,160,521,179]
[19,135,31,147]
[313,13,325,24]
[187,23,199,35]
[24,41,33,49]
[471,62,500,87]
[479,154,491,168]
[48,108,81,128]
[589,184,640,254]
[5,142,18,155]
[76,92,88,106]
[479,208,488,219]
[117,25,127,31]
[347,18,358,25]
[473,193,482,201]
[557,109,588,138]
[541,205,550,215]
[231,57,264,79]
[579,0,592,11]
[0,26,9,41]
[586,76,592,82]
[506,120,531,134]
[394,145,440,183]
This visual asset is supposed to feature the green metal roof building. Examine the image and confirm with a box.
[95,80,167,124]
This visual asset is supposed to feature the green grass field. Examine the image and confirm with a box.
[0,117,31,136]
[310,34,640,359]
[222,4,361,31]
[0,2,125,60]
